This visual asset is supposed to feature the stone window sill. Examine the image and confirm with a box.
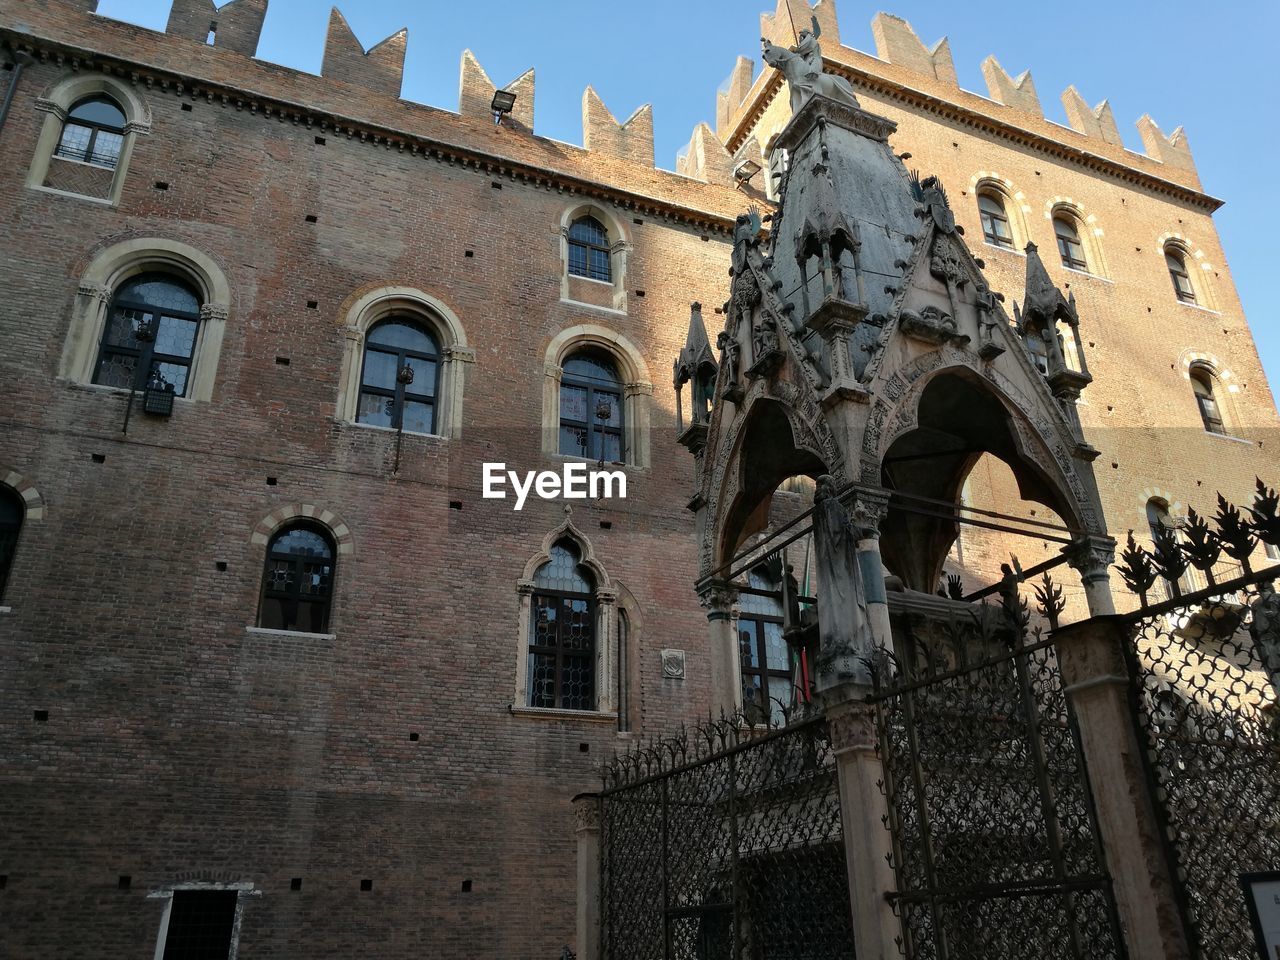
[1061,266,1112,284]
[559,297,626,317]
[0,606,11,614]
[982,241,1024,257]
[1205,431,1254,447]
[509,705,619,724]
[343,419,446,442]
[28,183,115,206]
[245,626,336,641]
[1176,300,1221,316]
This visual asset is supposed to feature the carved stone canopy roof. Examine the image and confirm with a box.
[674,301,717,388]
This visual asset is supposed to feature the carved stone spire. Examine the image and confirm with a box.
[1019,241,1092,398]
[674,302,719,446]
[674,301,716,391]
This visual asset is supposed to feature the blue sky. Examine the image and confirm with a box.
[96,0,1279,391]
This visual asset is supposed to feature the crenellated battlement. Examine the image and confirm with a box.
[40,0,1203,190]
[166,0,266,57]
[321,8,406,98]
[718,0,1203,189]
[458,50,533,130]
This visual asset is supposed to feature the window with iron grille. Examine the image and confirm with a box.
[258,524,336,633]
[977,192,1015,248]
[0,487,23,602]
[355,319,441,434]
[738,567,791,726]
[567,216,612,282]
[559,350,624,462]
[93,274,202,397]
[159,889,238,960]
[55,96,126,169]
[1190,365,1227,435]
[1053,215,1088,271]
[528,541,596,711]
[1166,246,1197,304]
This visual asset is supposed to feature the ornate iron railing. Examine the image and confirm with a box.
[1121,570,1280,959]
[600,713,853,959]
[871,623,1125,960]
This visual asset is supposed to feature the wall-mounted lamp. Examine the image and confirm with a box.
[491,90,517,126]
[733,158,762,189]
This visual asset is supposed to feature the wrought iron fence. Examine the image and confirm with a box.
[1121,571,1280,959]
[599,713,853,960]
[871,612,1125,960]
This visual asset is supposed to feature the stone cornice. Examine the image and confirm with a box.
[728,62,1223,214]
[1,27,741,235]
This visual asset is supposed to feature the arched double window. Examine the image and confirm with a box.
[356,319,441,435]
[559,350,624,462]
[258,523,336,633]
[93,274,203,397]
[738,566,790,726]
[1190,364,1227,435]
[566,216,612,283]
[528,541,597,711]
[0,487,23,602]
[1166,245,1197,304]
[1054,214,1088,272]
[978,191,1015,249]
[55,96,126,169]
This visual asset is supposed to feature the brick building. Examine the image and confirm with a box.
[0,0,1274,957]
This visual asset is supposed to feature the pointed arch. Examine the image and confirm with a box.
[513,512,619,718]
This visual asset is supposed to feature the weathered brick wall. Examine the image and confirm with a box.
[0,13,730,955]
[2,0,1279,956]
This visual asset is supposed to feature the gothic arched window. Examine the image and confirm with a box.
[1054,215,1088,271]
[356,318,441,434]
[567,216,612,282]
[93,273,203,397]
[1166,246,1197,304]
[978,192,1015,249]
[55,95,126,169]
[559,350,624,462]
[528,541,597,711]
[258,523,336,633]
[0,486,23,602]
[738,566,790,726]
[1190,364,1227,435]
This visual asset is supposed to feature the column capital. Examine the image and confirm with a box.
[698,579,737,618]
[572,792,602,834]
[517,578,536,597]
[823,696,878,754]
[78,283,112,305]
[848,489,891,537]
[1063,534,1117,584]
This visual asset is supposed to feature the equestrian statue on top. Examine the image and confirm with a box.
[762,17,860,113]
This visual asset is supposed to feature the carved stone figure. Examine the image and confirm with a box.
[1249,581,1280,696]
[812,474,876,686]
[717,329,743,402]
[974,280,1005,360]
[761,21,859,114]
[753,316,779,358]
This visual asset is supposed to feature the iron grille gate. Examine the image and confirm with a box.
[1123,574,1280,959]
[872,633,1125,960]
[600,715,854,959]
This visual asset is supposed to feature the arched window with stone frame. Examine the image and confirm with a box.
[28,73,152,205]
[61,239,232,404]
[0,486,24,603]
[257,522,337,634]
[1053,213,1088,272]
[355,318,442,435]
[336,287,473,439]
[558,204,630,313]
[513,524,619,718]
[542,326,652,468]
[1164,242,1199,305]
[1189,362,1229,436]
[91,273,204,398]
